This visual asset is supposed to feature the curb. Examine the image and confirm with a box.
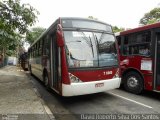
[26,71,56,120]
[33,88,56,120]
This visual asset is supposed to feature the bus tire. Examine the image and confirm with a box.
[123,71,143,94]
[43,72,50,89]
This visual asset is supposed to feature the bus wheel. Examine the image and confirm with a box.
[43,72,50,89]
[124,71,143,94]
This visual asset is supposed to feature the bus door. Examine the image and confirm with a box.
[50,33,60,92]
[154,32,160,90]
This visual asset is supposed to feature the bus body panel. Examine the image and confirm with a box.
[62,78,121,96]
[143,74,153,91]
[120,56,153,73]
[119,47,154,91]
[120,22,160,36]
[68,68,119,82]
[61,46,70,84]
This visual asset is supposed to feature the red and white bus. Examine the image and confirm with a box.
[116,22,160,94]
[28,17,121,96]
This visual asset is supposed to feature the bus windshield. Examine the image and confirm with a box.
[64,31,118,68]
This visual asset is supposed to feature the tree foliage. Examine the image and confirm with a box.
[0,0,39,57]
[88,16,98,20]
[112,26,124,33]
[140,7,160,25]
[26,27,46,45]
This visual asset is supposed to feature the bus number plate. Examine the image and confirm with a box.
[95,83,104,88]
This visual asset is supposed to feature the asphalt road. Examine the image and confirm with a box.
[27,72,160,120]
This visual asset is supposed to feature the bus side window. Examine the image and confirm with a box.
[124,31,151,56]
[123,46,129,55]
[33,46,35,57]
[124,36,128,45]
[136,31,151,56]
[139,44,150,56]
[35,43,38,57]
[43,36,50,56]
[117,36,121,53]
[38,40,42,56]
[123,36,129,55]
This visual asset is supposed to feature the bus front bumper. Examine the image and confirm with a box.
[62,78,121,96]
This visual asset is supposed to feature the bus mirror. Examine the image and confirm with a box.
[57,24,64,47]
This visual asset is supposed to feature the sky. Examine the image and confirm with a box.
[21,0,160,29]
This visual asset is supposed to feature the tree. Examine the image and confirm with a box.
[112,26,125,33]
[88,16,98,20]
[140,7,160,25]
[0,0,39,58]
[26,27,46,45]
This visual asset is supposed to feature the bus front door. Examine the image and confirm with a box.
[51,34,60,92]
[155,33,160,90]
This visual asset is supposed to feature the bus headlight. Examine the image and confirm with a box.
[69,73,82,83]
[70,76,79,83]
[113,69,119,78]
[113,73,119,78]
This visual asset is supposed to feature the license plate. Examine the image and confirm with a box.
[95,83,104,88]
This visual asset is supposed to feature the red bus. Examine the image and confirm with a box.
[116,22,160,94]
[28,17,121,96]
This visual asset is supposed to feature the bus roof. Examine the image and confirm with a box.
[118,22,160,36]
[61,17,110,26]
[29,17,112,49]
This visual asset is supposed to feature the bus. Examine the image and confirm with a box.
[28,17,121,96]
[19,52,28,71]
[116,22,160,94]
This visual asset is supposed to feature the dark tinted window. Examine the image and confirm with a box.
[122,31,151,56]
[43,36,50,56]
[95,33,118,67]
[127,31,151,44]
[117,36,121,45]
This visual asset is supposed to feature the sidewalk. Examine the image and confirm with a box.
[0,66,54,120]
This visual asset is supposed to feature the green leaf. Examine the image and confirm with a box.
[0,0,39,56]
[140,7,160,25]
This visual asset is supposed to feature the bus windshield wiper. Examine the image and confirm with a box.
[98,32,105,44]
[81,32,94,57]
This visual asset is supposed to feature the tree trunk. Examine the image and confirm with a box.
[2,46,6,66]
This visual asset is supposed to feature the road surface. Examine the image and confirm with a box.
[27,72,160,120]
